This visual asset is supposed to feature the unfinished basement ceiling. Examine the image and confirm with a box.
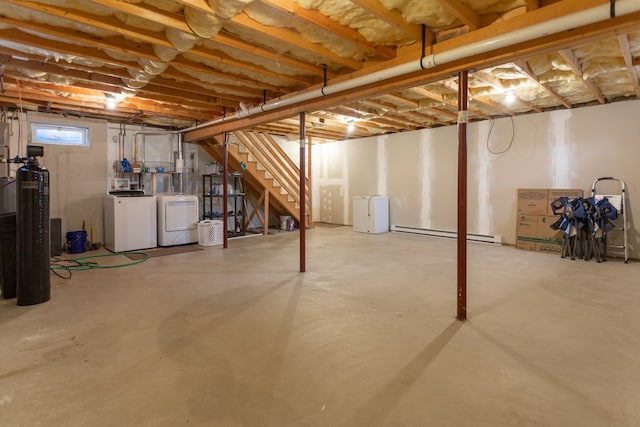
[0,0,639,142]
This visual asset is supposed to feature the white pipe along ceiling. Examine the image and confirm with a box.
[183,0,640,140]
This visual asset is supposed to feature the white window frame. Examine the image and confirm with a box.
[31,123,89,147]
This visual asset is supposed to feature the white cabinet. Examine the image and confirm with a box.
[353,196,389,234]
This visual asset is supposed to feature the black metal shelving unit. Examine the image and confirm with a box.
[202,173,245,237]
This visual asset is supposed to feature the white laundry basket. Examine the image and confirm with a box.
[198,220,223,246]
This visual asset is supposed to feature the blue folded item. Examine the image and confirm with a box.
[121,158,131,172]
[602,219,615,233]
[596,198,618,220]
[550,196,569,215]
[569,197,586,219]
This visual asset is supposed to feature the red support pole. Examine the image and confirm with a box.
[457,70,468,321]
[223,132,229,249]
[299,112,306,273]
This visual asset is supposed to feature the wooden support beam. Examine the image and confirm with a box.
[185,2,640,141]
[264,188,270,235]
[558,49,605,104]
[617,33,640,97]
[349,0,426,41]
[230,14,364,71]
[436,0,481,30]
[261,0,396,59]
[524,0,540,11]
[515,60,572,109]
[246,191,265,232]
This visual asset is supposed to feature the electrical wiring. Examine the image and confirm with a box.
[50,251,150,279]
[486,116,515,155]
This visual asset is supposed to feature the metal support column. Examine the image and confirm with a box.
[222,132,229,249]
[307,135,313,227]
[299,112,306,273]
[457,70,468,321]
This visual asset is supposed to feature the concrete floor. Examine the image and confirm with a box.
[1,226,639,426]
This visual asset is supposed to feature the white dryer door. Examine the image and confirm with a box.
[165,200,198,231]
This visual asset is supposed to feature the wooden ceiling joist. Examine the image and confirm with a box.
[617,33,640,97]
[4,0,177,49]
[261,0,396,60]
[349,0,426,41]
[0,0,637,143]
[514,60,572,109]
[0,28,142,71]
[436,0,481,30]
[229,14,364,71]
[558,48,605,104]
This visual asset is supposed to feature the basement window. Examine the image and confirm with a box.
[31,123,89,146]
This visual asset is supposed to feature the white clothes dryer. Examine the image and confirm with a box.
[156,193,198,246]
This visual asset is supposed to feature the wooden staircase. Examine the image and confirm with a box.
[199,131,310,231]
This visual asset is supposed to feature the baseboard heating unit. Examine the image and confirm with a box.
[391,225,502,245]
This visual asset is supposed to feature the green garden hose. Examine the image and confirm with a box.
[50,251,150,278]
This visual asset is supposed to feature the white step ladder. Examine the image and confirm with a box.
[591,177,628,263]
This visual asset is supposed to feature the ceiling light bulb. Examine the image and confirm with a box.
[505,90,516,104]
[347,122,355,132]
[105,95,117,109]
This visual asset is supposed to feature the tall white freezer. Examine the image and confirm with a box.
[352,196,389,234]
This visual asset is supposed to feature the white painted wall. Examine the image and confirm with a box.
[312,99,640,258]
[4,113,189,245]
[6,99,637,255]
[7,112,109,244]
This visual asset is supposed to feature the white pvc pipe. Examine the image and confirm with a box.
[175,133,184,173]
[425,0,638,68]
[182,0,640,135]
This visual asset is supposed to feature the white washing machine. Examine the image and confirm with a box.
[157,193,198,246]
[104,191,157,252]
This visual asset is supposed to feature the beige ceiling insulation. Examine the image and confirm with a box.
[0,0,637,140]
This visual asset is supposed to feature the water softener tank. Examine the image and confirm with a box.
[16,161,50,305]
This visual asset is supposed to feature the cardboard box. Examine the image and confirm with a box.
[536,215,563,243]
[515,189,582,255]
[517,240,537,251]
[517,214,538,238]
[516,214,538,251]
[547,189,584,215]
[536,241,563,254]
[516,214,564,254]
[517,189,548,215]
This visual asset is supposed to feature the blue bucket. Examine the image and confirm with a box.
[66,231,87,254]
